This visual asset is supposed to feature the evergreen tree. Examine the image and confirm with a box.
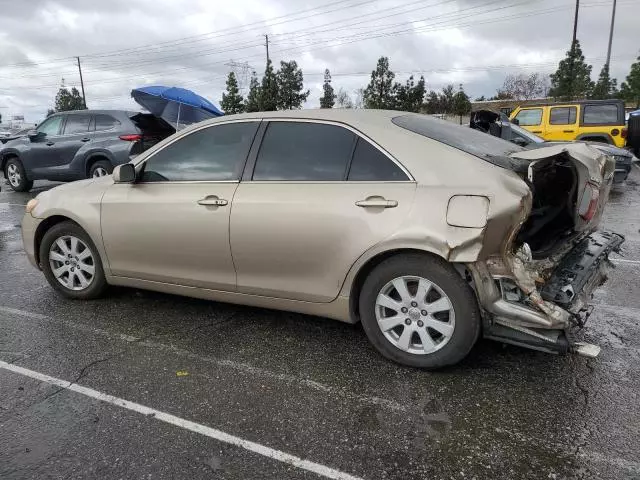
[54,86,85,112]
[363,56,395,109]
[591,64,618,100]
[440,84,456,114]
[220,72,245,114]
[452,84,472,124]
[46,108,55,118]
[475,95,486,101]
[260,59,279,111]
[548,40,594,100]
[276,60,309,110]
[424,90,440,114]
[620,56,640,108]
[319,69,336,108]
[245,71,261,112]
[393,75,425,112]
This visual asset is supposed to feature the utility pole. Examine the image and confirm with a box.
[572,0,580,48]
[264,34,270,64]
[605,0,617,69]
[76,56,87,109]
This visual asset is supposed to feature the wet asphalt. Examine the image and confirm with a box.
[0,171,639,480]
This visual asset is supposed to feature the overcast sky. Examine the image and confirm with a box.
[0,0,638,123]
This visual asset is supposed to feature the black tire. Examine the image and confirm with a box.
[359,253,481,369]
[88,160,113,178]
[4,157,33,192]
[40,221,108,300]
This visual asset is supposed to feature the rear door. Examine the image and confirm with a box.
[48,113,93,174]
[512,107,544,137]
[544,105,578,141]
[230,120,416,303]
[579,102,626,147]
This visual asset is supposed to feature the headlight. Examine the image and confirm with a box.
[25,198,39,214]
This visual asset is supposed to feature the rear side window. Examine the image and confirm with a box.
[513,109,543,126]
[583,104,619,125]
[63,114,91,135]
[253,122,355,181]
[549,106,577,125]
[348,138,408,181]
[94,114,120,131]
[141,122,258,182]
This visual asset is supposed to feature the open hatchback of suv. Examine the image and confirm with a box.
[21,110,623,368]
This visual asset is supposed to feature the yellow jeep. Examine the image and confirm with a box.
[510,100,627,148]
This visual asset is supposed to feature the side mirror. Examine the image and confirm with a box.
[27,130,41,140]
[113,163,136,183]
[511,118,520,126]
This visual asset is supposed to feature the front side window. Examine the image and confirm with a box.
[36,116,63,136]
[253,122,355,181]
[347,138,408,181]
[583,104,619,124]
[63,114,92,135]
[514,108,543,126]
[141,122,258,182]
[549,106,577,125]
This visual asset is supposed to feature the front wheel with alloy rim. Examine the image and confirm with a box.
[359,253,481,368]
[4,158,33,192]
[89,160,113,178]
[40,221,108,299]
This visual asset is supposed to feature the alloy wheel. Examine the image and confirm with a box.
[92,167,109,177]
[375,275,456,355]
[7,163,21,187]
[49,235,96,291]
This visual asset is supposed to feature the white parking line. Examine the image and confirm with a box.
[0,360,364,480]
[611,258,640,265]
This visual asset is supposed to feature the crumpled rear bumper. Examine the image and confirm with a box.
[541,230,624,325]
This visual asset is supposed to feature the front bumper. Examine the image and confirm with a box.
[21,212,42,269]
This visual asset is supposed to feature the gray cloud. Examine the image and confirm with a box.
[0,0,637,122]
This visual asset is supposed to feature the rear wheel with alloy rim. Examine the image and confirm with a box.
[89,160,113,178]
[359,253,480,368]
[40,221,108,299]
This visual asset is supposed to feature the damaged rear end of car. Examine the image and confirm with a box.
[467,143,623,357]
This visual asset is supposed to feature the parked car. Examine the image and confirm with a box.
[1,109,174,192]
[627,109,640,156]
[510,99,628,148]
[471,109,636,183]
[21,110,622,368]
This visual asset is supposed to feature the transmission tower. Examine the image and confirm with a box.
[225,60,253,95]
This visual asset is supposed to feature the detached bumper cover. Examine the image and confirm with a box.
[541,231,624,318]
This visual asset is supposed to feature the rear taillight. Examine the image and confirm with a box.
[621,127,627,139]
[578,182,600,221]
[119,134,142,141]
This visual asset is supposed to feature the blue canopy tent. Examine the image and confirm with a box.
[131,86,223,130]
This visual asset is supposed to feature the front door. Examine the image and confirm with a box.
[230,120,416,303]
[26,114,65,178]
[544,105,578,141]
[100,120,260,290]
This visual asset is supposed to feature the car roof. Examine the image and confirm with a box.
[55,109,135,115]
[517,99,624,108]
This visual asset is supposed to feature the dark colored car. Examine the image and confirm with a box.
[1,110,174,192]
[470,109,636,184]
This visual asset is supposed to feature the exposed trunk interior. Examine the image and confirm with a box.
[129,113,175,154]
[516,156,579,258]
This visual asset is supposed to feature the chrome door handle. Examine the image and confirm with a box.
[197,196,228,206]
[356,197,398,208]
[563,130,575,133]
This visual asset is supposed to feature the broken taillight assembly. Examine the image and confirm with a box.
[578,182,599,221]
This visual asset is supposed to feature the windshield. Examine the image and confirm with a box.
[392,114,530,172]
[510,123,545,143]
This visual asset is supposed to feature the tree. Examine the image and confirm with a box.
[440,84,456,114]
[275,60,309,110]
[620,56,640,108]
[498,73,548,100]
[54,86,85,112]
[591,64,618,100]
[260,59,279,111]
[221,72,245,114]
[319,69,336,108]
[452,84,472,124]
[490,90,514,100]
[46,108,55,118]
[363,56,396,109]
[424,90,440,114]
[245,71,261,112]
[549,40,594,100]
[353,88,365,109]
[393,75,426,112]
[335,88,353,108]
[475,95,486,101]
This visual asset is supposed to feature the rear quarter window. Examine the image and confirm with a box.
[582,104,621,125]
[94,114,121,131]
